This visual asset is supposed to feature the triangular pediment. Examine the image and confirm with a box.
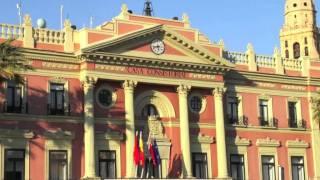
[81,25,234,70]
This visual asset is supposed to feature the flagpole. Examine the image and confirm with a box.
[60,5,64,30]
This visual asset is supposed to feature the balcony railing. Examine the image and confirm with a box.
[227,115,248,127]
[2,101,31,114]
[259,117,278,128]
[289,119,306,129]
[47,104,71,116]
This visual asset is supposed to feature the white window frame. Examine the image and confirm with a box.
[191,135,214,178]
[286,140,309,180]
[287,97,303,128]
[0,129,34,180]
[258,95,274,127]
[47,77,69,115]
[44,130,73,180]
[95,132,123,179]
[226,93,244,125]
[227,137,250,180]
[3,79,28,113]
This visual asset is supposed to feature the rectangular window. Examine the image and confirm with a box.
[99,150,116,179]
[230,154,245,180]
[49,150,68,180]
[49,83,64,115]
[288,102,298,128]
[228,97,239,124]
[291,156,305,180]
[259,100,269,126]
[261,155,276,180]
[5,149,25,180]
[6,84,22,113]
[192,153,208,179]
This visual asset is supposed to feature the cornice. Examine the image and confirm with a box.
[0,129,34,139]
[226,70,310,86]
[256,137,281,147]
[43,129,75,140]
[96,131,124,140]
[286,139,310,148]
[21,48,79,63]
[227,136,251,146]
[191,133,215,144]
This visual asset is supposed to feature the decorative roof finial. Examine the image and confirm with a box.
[143,0,154,16]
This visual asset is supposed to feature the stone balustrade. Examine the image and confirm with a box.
[256,55,275,68]
[33,28,65,44]
[0,24,24,40]
[224,50,304,72]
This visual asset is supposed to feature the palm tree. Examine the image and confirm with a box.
[312,93,320,126]
[0,39,33,83]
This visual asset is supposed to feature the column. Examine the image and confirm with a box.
[123,80,137,177]
[177,85,193,178]
[213,87,229,179]
[308,93,320,179]
[82,76,99,179]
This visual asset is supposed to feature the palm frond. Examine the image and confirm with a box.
[0,38,33,83]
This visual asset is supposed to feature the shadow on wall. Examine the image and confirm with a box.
[168,154,182,178]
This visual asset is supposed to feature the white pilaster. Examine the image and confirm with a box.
[82,76,99,180]
[123,80,137,178]
[177,85,193,178]
[213,87,229,179]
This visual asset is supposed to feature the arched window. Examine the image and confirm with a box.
[142,104,159,117]
[285,50,289,58]
[305,47,309,56]
[293,42,301,59]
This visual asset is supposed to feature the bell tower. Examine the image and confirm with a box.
[280,0,320,60]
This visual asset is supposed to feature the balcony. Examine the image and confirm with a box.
[289,119,306,129]
[228,115,248,127]
[47,104,71,116]
[2,101,27,114]
[259,117,278,128]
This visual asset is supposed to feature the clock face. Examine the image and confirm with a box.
[150,39,165,55]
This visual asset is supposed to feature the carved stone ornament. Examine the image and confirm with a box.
[191,133,215,144]
[0,129,34,139]
[122,80,137,90]
[64,19,72,28]
[49,77,67,84]
[182,13,190,24]
[177,84,191,95]
[228,136,251,146]
[43,128,74,140]
[81,76,98,87]
[286,139,309,148]
[256,137,280,147]
[143,116,167,140]
[23,14,32,26]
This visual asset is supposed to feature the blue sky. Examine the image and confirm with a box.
[0,0,319,55]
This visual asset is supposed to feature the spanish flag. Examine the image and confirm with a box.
[133,131,140,166]
[139,131,145,166]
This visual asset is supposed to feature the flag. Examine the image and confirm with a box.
[133,131,140,166]
[153,139,161,166]
[139,131,145,166]
[148,138,157,166]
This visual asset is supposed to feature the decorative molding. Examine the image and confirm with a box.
[135,90,176,118]
[256,137,280,147]
[142,116,169,141]
[95,84,117,109]
[191,133,215,144]
[286,139,309,148]
[43,129,74,140]
[0,129,34,139]
[188,92,207,114]
[228,136,251,146]
[95,130,124,140]
[42,62,79,70]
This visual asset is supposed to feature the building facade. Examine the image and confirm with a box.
[0,0,320,179]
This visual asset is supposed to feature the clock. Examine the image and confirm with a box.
[150,39,165,55]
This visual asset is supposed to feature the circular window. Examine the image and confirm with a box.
[96,85,117,109]
[188,93,207,114]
